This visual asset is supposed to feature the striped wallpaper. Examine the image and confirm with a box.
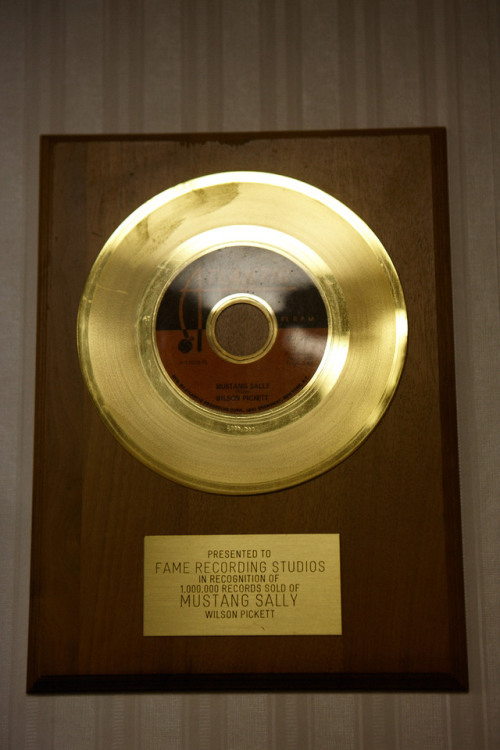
[1,0,499,748]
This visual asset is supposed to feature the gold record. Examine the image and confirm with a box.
[77,172,407,494]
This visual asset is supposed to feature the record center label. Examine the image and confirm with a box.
[155,246,329,413]
[144,534,342,636]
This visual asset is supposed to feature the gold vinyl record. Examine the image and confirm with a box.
[77,172,407,494]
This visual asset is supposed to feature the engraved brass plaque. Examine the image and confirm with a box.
[144,534,342,636]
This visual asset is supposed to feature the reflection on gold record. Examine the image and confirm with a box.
[77,172,407,494]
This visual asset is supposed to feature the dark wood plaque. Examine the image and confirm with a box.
[27,129,468,692]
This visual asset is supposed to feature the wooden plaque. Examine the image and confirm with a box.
[27,130,468,692]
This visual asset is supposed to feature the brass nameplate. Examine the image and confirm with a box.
[144,534,341,636]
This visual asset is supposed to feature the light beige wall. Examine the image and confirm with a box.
[1,0,499,748]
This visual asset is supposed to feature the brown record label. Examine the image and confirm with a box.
[155,246,329,414]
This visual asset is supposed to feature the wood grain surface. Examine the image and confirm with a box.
[27,130,467,692]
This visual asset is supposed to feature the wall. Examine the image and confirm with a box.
[1,0,499,747]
